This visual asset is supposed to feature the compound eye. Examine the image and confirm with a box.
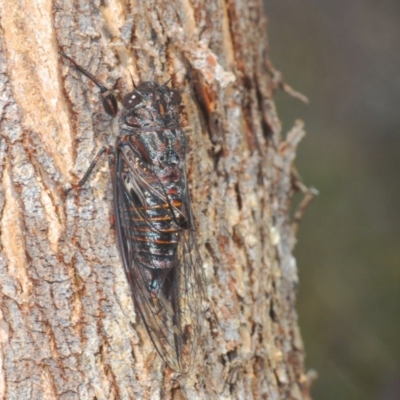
[169,89,182,104]
[123,92,143,108]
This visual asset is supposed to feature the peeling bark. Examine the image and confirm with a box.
[0,0,312,399]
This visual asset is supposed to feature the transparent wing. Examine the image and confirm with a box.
[113,147,204,372]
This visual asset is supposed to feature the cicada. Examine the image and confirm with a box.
[61,52,204,372]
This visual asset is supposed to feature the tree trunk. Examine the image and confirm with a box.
[0,0,311,398]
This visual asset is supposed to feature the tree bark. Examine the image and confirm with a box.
[0,0,311,399]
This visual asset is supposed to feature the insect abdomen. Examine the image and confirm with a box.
[127,175,184,272]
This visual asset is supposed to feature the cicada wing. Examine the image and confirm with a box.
[113,149,204,372]
[175,171,205,335]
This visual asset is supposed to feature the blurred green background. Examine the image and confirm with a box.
[264,1,400,399]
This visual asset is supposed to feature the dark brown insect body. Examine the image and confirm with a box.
[61,53,203,372]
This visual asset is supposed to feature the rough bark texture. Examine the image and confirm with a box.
[0,0,311,399]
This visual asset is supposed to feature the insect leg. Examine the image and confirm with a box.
[65,146,113,195]
[60,51,118,117]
